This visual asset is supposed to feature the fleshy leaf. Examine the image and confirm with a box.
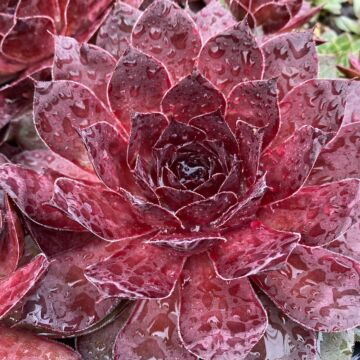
[51,178,151,241]
[114,291,195,360]
[176,192,237,230]
[179,253,267,359]
[2,17,55,63]
[0,164,83,230]
[194,0,236,42]
[261,31,318,100]
[161,70,226,123]
[343,82,360,124]
[96,1,142,59]
[254,245,360,332]
[34,80,119,169]
[276,79,350,145]
[85,240,184,299]
[0,327,81,360]
[0,254,48,319]
[197,21,263,96]
[259,179,360,247]
[226,79,279,148]
[307,122,360,185]
[131,0,202,81]
[209,221,299,279]
[246,291,317,360]
[253,3,290,33]
[108,46,171,132]
[53,36,116,105]
[260,125,326,204]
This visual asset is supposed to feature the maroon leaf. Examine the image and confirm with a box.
[0,254,48,319]
[34,80,120,169]
[148,231,225,254]
[253,3,290,33]
[260,125,326,204]
[2,16,55,64]
[343,82,360,124]
[96,1,141,59]
[254,245,360,332]
[179,253,267,359]
[197,20,263,96]
[53,36,116,105]
[246,291,317,360]
[307,122,360,185]
[7,238,122,335]
[261,31,318,100]
[108,46,171,131]
[176,191,237,230]
[114,291,195,360]
[15,0,60,21]
[226,79,279,148]
[85,239,185,299]
[258,179,360,247]
[131,0,202,81]
[0,327,81,360]
[128,112,168,168]
[194,0,236,42]
[161,70,226,123]
[0,164,83,230]
[209,220,299,279]
[276,79,350,145]
[0,194,23,277]
[51,178,151,241]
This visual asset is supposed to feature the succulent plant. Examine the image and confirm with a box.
[338,52,360,79]
[0,0,360,359]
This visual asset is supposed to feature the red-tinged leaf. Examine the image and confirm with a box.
[85,240,185,299]
[26,220,96,257]
[176,191,237,230]
[0,194,23,277]
[12,149,98,182]
[260,126,326,204]
[253,3,290,33]
[131,0,202,81]
[34,80,119,169]
[258,179,360,247]
[196,173,227,198]
[128,112,168,168]
[246,291,317,360]
[209,221,299,279]
[343,82,360,124]
[307,122,360,186]
[194,0,236,42]
[156,186,204,212]
[189,109,238,154]
[253,245,360,332]
[51,178,152,241]
[64,0,113,41]
[1,16,55,64]
[76,303,134,360]
[96,1,141,59]
[0,13,13,35]
[179,253,267,359]
[148,231,225,254]
[0,164,83,230]
[0,327,82,360]
[53,36,116,105]
[197,21,263,96]
[108,46,171,132]
[226,79,279,148]
[161,70,226,123]
[114,292,195,360]
[261,31,318,100]
[326,223,360,263]
[8,238,122,335]
[80,122,133,192]
[236,121,265,186]
[276,79,351,145]
[0,254,48,319]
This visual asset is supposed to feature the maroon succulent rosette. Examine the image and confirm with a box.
[0,0,360,359]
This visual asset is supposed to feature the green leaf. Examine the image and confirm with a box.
[335,16,360,35]
[317,331,355,360]
[312,0,346,15]
[354,0,360,19]
[318,55,338,78]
